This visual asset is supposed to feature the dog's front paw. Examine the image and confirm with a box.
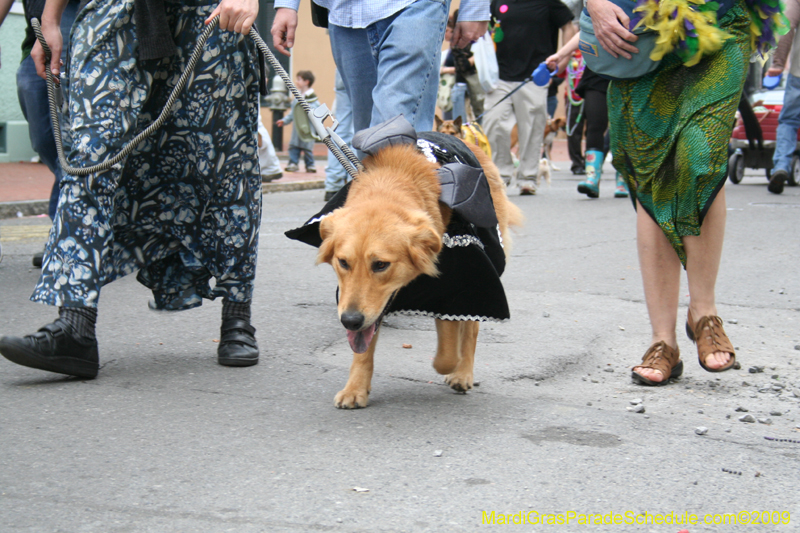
[445,372,474,393]
[334,388,370,409]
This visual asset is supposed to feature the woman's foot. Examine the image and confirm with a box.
[686,308,736,372]
[631,340,682,386]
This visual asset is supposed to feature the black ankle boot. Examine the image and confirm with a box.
[0,318,99,379]
[217,318,259,367]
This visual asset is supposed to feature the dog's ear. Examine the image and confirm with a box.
[434,114,443,131]
[407,221,442,277]
[317,213,338,265]
[453,116,462,129]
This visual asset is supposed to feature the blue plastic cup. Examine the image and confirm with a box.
[763,74,782,90]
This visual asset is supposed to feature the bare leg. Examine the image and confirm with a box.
[334,329,379,408]
[683,188,732,369]
[632,201,682,383]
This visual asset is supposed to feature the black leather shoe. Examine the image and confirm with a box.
[217,318,259,367]
[32,249,45,268]
[0,319,99,379]
[768,169,788,194]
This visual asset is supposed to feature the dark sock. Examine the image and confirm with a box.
[222,299,251,323]
[58,306,98,341]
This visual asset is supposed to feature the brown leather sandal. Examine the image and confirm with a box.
[686,309,736,372]
[631,341,683,386]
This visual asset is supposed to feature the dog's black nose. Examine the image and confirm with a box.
[341,311,364,331]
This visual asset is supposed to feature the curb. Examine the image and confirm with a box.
[0,200,49,220]
[263,179,324,194]
[1,182,324,220]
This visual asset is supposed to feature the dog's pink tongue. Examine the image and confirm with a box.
[347,323,377,354]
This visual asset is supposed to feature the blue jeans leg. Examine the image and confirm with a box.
[288,146,301,165]
[304,149,315,170]
[325,70,354,193]
[16,0,78,220]
[452,82,467,123]
[773,73,800,173]
[329,0,449,133]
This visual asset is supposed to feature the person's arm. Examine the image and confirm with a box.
[0,0,15,28]
[545,31,580,73]
[585,0,639,59]
[451,0,490,49]
[205,0,259,34]
[271,1,301,56]
[31,0,69,78]
[766,0,800,75]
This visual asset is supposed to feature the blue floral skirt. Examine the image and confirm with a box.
[32,0,262,310]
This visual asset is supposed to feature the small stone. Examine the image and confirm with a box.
[725,429,732,433]
[618,326,625,330]
[586,402,592,406]
[794,345,800,351]
[726,414,731,419]
[402,344,412,349]
[591,379,599,383]
[749,366,765,374]
[728,319,738,324]
[772,384,785,391]
[542,312,550,318]
[735,407,749,412]
[433,450,443,457]
[793,389,800,398]
[772,374,780,380]
[770,410,783,416]
[739,414,756,423]
[695,427,708,435]
[758,418,772,425]
[733,361,742,370]
[633,405,645,413]
[603,368,614,373]
[630,398,643,405]
[742,381,751,387]
[643,415,650,419]
[698,409,704,414]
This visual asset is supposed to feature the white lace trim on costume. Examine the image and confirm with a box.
[386,309,509,322]
[416,139,439,164]
[443,233,484,249]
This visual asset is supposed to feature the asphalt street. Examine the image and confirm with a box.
[0,166,798,532]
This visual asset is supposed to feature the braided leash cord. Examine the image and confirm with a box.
[32,16,362,181]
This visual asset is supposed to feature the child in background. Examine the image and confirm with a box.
[277,70,319,173]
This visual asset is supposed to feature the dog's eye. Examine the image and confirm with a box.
[372,261,390,273]
[338,258,349,270]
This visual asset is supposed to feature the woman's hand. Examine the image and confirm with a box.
[585,0,638,59]
[206,0,258,35]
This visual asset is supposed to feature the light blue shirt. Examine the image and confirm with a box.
[274,0,490,29]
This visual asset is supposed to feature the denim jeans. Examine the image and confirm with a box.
[16,0,79,220]
[773,73,800,173]
[328,0,449,134]
[451,82,467,123]
[325,70,354,193]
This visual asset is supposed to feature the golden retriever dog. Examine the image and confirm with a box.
[315,136,522,409]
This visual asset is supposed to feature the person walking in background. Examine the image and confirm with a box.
[547,33,628,198]
[271,0,489,134]
[764,0,800,195]
[323,69,354,201]
[0,0,80,267]
[441,9,486,122]
[586,0,785,384]
[0,0,265,378]
[276,70,319,174]
[483,0,575,195]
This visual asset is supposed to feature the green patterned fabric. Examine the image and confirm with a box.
[608,0,751,266]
